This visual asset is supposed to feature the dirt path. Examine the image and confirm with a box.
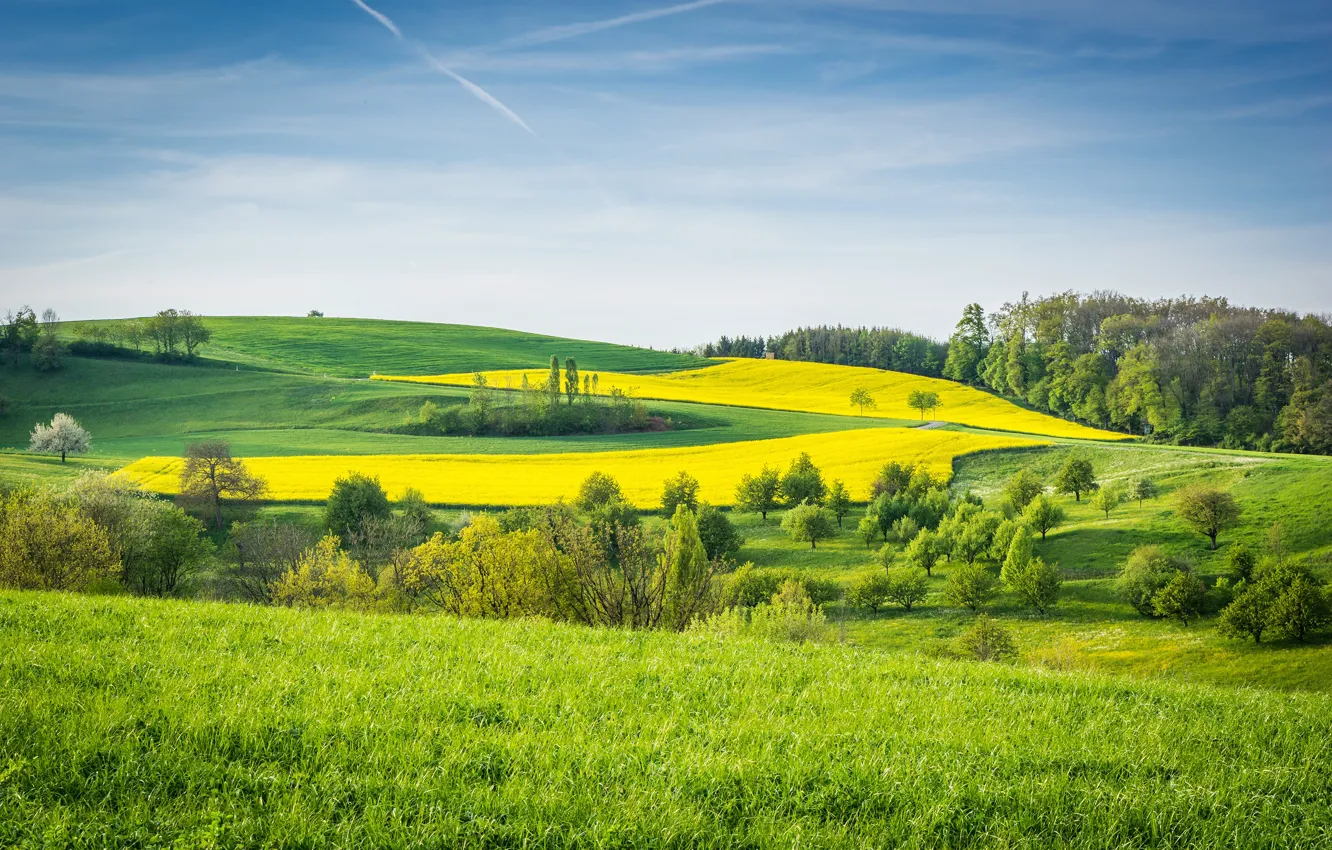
[916,420,947,430]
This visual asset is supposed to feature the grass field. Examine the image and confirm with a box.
[192,316,709,377]
[386,358,1127,441]
[118,428,1042,507]
[3,590,1330,849]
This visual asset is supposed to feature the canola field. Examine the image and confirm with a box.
[381,359,1127,441]
[119,428,1041,507]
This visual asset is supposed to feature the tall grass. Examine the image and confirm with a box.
[2,591,1329,848]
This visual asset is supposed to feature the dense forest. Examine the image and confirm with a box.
[699,292,1332,454]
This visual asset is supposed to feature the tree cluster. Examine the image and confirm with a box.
[699,326,946,377]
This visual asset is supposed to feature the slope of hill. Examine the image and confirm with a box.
[196,316,708,376]
[3,591,1329,848]
[385,358,1127,441]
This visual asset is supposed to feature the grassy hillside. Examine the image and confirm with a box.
[389,358,1127,441]
[194,316,708,376]
[0,356,911,462]
[3,591,1330,849]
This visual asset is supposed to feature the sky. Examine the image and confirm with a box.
[1,0,1329,347]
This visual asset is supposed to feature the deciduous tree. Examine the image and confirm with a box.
[1053,456,1098,501]
[1174,485,1241,550]
[179,439,268,530]
[781,501,836,549]
[28,413,90,462]
[735,465,781,520]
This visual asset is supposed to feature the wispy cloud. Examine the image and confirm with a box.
[494,0,732,51]
[349,0,536,135]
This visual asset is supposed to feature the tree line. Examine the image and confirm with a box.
[698,327,947,377]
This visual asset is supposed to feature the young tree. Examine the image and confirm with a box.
[849,387,877,416]
[564,357,579,406]
[179,440,268,530]
[849,571,891,613]
[891,515,920,544]
[905,528,941,576]
[826,479,852,528]
[661,470,700,516]
[1004,468,1045,511]
[1022,494,1065,541]
[396,487,435,546]
[781,501,836,549]
[780,452,826,506]
[954,615,1018,661]
[124,503,212,597]
[1151,570,1207,626]
[1128,477,1158,506]
[883,566,929,610]
[858,513,882,547]
[999,525,1062,614]
[1216,584,1275,643]
[576,471,624,514]
[1174,485,1241,550]
[695,503,744,561]
[945,561,997,612]
[28,413,91,462]
[1265,565,1332,642]
[734,465,781,521]
[324,472,390,540]
[1114,545,1189,616]
[662,505,714,630]
[1053,456,1098,501]
[907,389,941,421]
[1091,484,1123,520]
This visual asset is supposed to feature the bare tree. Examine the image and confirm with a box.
[178,439,267,530]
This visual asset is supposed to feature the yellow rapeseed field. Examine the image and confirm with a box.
[119,428,1042,508]
[380,359,1128,441]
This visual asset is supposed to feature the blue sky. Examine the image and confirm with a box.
[1,0,1329,345]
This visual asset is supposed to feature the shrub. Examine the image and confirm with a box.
[272,535,379,611]
[945,561,997,612]
[0,488,118,592]
[122,502,213,597]
[1115,545,1189,616]
[848,572,891,613]
[1150,570,1207,625]
[954,616,1017,662]
[325,473,391,540]
[661,471,700,516]
[1226,544,1258,583]
[695,503,744,561]
[891,515,920,544]
[749,580,835,644]
[720,564,842,608]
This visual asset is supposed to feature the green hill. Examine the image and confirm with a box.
[196,316,708,377]
[3,590,1329,849]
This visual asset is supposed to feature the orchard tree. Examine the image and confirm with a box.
[826,479,852,528]
[849,572,891,613]
[735,465,781,521]
[945,561,997,612]
[1004,468,1045,511]
[1022,494,1065,541]
[1151,570,1207,626]
[1091,484,1123,520]
[883,566,929,610]
[780,452,826,507]
[1174,485,1241,550]
[781,501,836,549]
[661,470,701,516]
[1053,456,1098,501]
[29,413,90,462]
[1129,477,1158,506]
[907,390,941,421]
[695,503,743,561]
[905,528,941,576]
[999,525,1062,614]
[180,440,268,530]
[849,387,877,416]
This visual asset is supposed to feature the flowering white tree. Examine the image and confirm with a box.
[29,412,91,462]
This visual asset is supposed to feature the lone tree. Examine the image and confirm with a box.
[735,465,781,521]
[179,440,268,530]
[781,501,836,549]
[849,387,877,416]
[906,389,941,421]
[1053,456,1098,502]
[29,413,91,462]
[1174,485,1241,550]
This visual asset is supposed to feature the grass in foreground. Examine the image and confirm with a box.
[387,358,1126,441]
[117,429,1041,507]
[2,591,1330,849]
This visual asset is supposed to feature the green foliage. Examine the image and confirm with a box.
[734,465,781,520]
[779,452,826,507]
[849,387,876,415]
[272,535,379,611]
[857,514,882,547]
[661,471,700,516]
[1115,545,1190,616]
[575,471,623,514]
[826,479,851,528]
[781,501,836,549]
[1091,483,1123,519]
[123,503,213,597]
[324,472,391,540]
[1004,468,1045,511]
[884,566,929,611]
[0,488,118,591]
[906,389,941,420]
[1022,494,1065,540]
[746,580,835,644]
[1263,564,1332,643]
[663,506,712,630]
[1174,485,1242,550]
[848,571,891,613]
[891,515,920,544]
[1128,476,1158,505]
[31,331,67,372]
[954,615,1018,662]
[1053,456,1098,502]
[945,561,998,612]
[905,528,941,576]
[1000,525,1063,614]
[719,563,842,609]
[1226,544,1258,583]
[1151,571,1208,626]
[943,303,988,384]
[695,503,744,561]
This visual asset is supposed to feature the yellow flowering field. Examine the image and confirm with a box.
[118,428,1042,508]
[380,359,1127,441]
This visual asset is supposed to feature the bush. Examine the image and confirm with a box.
[1115,545,1190,616]
[0,488,118,592]
[954,616,1018,662]
[272,535,379,611]
[945,562,997,612]
[848,572,891,613]
[891,516,920,544]
[883,566,929,611]
[749,580,835,644]
[1151,570,1207,626]
[325,473,391,540]
[696,503,744,561]
[122,502,213,597]
[720,564,842,608]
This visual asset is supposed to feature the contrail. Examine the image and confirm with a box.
[350,0,535,135]
[496,0,731,50]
